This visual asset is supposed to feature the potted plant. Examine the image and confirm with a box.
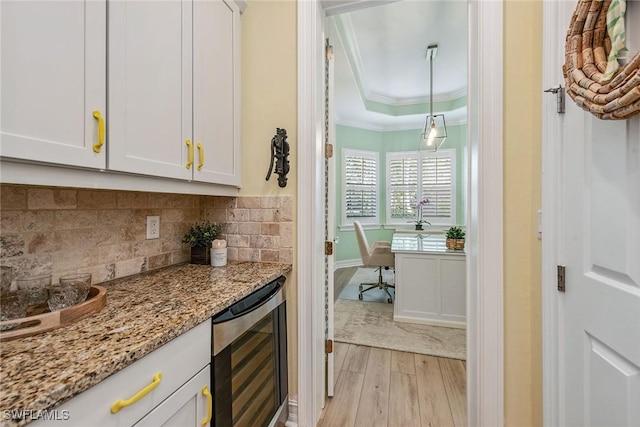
[446,226,466,250]
[414,199,431,230]
[182,221,223,264]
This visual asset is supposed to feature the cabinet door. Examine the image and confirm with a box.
[108,0,193,180]
[134,366,212,427]
[193,0,240,186]
[0,0,106,168]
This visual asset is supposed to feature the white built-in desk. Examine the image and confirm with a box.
[391,233,466,328]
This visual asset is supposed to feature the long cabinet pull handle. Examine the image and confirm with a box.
[92,110,105,153]
[196,143,204,171]
[186,140,194,169]
[110,373,162,414]
[201,385,212,427]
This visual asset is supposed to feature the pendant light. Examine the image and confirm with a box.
[420,44,447,151]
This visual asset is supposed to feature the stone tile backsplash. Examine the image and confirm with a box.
[0,184,293,285]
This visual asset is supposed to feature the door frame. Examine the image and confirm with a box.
[297,1,505,426]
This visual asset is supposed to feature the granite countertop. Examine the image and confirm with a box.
[0,261,292,425]
[391,233,466,255]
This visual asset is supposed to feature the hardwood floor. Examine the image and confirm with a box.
[326,268,467,426]
[318,342,467,427]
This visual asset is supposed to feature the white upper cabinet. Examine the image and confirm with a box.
[0,0,107,169]
[108,0,193,180]
[109,0,240,185]
[193,0,241,186]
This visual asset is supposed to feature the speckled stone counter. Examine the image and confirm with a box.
[0,261,292,426]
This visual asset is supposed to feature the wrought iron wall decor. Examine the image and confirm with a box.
[563,0,640,120]
[265,128,290,188]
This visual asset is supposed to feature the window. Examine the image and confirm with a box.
[342,148,379,226]
[386,149,456,225]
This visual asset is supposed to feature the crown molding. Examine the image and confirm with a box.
[334,14,467,116]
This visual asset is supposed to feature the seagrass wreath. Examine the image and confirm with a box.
[563,0,640,119]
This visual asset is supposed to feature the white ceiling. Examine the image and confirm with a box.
[327,0,468,131]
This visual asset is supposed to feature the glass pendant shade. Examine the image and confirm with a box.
[420,114,447,151]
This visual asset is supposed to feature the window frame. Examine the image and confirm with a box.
[385,148,456,227]
[341,148,380,228]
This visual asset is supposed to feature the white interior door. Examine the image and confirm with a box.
[546,2,640,425]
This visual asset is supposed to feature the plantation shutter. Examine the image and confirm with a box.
[387,154,418,220]
[421,154,453,218]
[344,150,378,221]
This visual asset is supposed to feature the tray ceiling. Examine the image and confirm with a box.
[328,0,468,131]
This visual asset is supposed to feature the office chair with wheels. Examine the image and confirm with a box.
[353,220,395,303]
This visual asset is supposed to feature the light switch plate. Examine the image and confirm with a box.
[146,216,160,239]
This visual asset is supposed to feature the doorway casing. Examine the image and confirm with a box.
[296,1,505,426]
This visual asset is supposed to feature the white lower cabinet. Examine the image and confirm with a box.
[32,321,211,427]
[134,367,211,427]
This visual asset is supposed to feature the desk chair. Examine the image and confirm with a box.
[353,220,395,303]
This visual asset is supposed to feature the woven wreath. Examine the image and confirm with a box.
[563,0,640,120]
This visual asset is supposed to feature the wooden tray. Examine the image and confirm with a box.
[0,285,106,341]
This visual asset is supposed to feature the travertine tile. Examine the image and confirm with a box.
[24,211,55,232]
[228,209,250,222]
[52,248,101,273]
[279,196,293,221]
[212,196,236,209]
[55,210,99,229]
[227,247,238,261]
[162,209,184,223]
[0,234,25,257]
[119,225,146,242]
[260,196,281,208]
[0,211,23,233]
[162,239,184,253]
[279,249,293,264]
[1,185,27,210]
[28,188,77,210]
[25,233,60,254]
[260,249,280,262]
[250,209,276,222]
[148,253,171,270]
[99,210,135,227]
[238,222,261,235]
[237,197,261,209]
[117,192,149,209]
[76,190,115,209]
[133,240,163,257]
[227,235,250,248]
[2,254,53,278]
[77,263,117,284]
[250,235,280,249]
[280,223,293,248]
[238,248,260,262]
[171,248,190,264]
[115,257,147,277]
[98,244,133,263]
[204,208,227,222]
[183,209,201,223]
[224,223,238,234]
[261,223,280,236]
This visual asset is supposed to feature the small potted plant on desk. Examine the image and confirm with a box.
[446,226,466,250]
[182,221,222,265]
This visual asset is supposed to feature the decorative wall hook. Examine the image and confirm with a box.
[265,128,290,188]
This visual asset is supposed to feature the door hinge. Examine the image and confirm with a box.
[544,85,566,114]
[325,339,333,354]
[325,143,333,158]
[325,241,334,255]
[326,44,334,60]
[557,265,566,292]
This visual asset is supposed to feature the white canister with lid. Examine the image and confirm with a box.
[211,239,227,267]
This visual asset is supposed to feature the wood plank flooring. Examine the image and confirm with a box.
[319,342,467,427]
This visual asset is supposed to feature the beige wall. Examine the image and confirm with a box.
[504,1,543,425]
[240,0,299,397]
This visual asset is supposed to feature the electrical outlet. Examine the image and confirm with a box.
[146,216,160,239]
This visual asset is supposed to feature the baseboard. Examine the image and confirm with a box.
[393,314,467,329]
[334,259,362,270]
[285,398,298,427]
